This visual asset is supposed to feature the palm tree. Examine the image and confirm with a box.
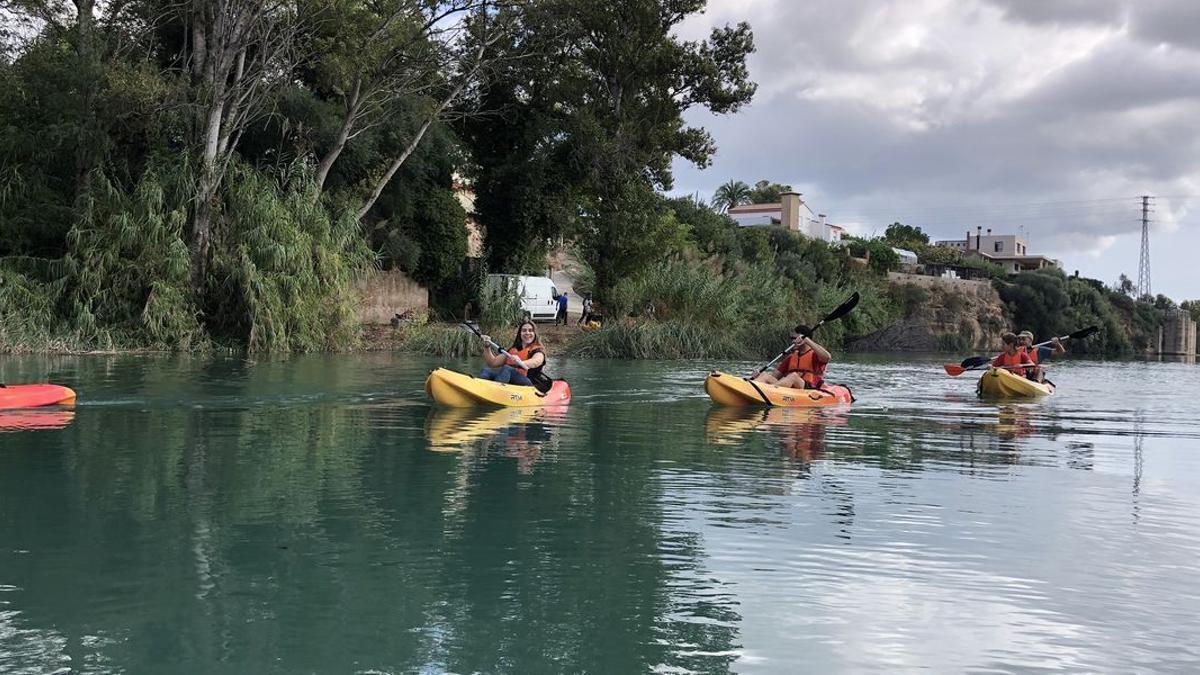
[711,180,751,212]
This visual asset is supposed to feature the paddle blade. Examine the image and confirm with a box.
[1069,325,1099,340]
[959,355,988,369]
[943,364,967,376]
[824,291,860,324]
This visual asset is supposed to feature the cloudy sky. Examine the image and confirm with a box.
[671,0,1199,300]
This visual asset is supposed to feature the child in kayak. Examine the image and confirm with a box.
[479,321,546,385]
[751,325,831,390]
[994,332,1034,377]
[1017,330,1063,383]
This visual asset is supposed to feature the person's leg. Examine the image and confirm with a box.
[776,372,808,389]
[509,372,532,386]
[753,372,780,384]
[479,367,498,380]
[493,365,516,384]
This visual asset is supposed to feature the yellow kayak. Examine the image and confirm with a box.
[425,367,572,407]
[704,371,853,407]
[977,366,1054,398]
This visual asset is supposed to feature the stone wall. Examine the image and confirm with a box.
[1157,309,1197,356]
[356,269,428,324]
[887,271,993,294]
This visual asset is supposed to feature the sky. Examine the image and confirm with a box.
[670,0,1199,300]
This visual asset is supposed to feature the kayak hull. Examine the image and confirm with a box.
[704,371,853,407]
[977,367,1054,398]
[425,367,571,407]
[0,384,77,409]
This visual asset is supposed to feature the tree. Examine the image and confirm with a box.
[561,0,756,295]
[711,179,750,212]
[185,0,304,293]
[747,179,790,204]
[1116,273,1135,296]
[461,0,756,296]
[882,222,928,250]
[1181,300,1200,325]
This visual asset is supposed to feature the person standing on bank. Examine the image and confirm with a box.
[555,291,569,326]
[577,293,593,326]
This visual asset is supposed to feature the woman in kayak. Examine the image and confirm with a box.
[1017,330,1063,383]
[993,332,1034,377]
[751,325,831,390]
[479,320,545,386]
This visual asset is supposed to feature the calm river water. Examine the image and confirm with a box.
[1,352,1198,673]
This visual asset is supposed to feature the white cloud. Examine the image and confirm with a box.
[673,0,1200,298]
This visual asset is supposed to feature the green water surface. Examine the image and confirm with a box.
[1,353,1198,673]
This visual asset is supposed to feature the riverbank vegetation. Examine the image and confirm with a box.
[2,0,753,354]
[0,1,1186,359]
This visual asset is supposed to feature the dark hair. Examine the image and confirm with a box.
[512,320,541,349]
[1001,332,1017,345]
[792,325,812,337]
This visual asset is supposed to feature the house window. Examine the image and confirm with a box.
[994,241,1004,253]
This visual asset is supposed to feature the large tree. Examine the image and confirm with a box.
[462,0,755,294]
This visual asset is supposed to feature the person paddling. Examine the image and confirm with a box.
[751,325,831,390]
[993,332,1034,377]
[480,321,546,386]
[1018,330,1063,383]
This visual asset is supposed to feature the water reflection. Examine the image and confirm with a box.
[0,353,1198,673]
[704,407,848,466]
[0,409,75,432]
[425,405,569,474]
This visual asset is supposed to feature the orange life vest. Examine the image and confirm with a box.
[1022,346,1040,364]
[994,349,1031,375]
[779,349,827,388]
[510,344,544,377]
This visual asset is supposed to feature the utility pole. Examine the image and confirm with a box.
[1138,195,1152,299]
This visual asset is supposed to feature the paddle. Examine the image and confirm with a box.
[942,325,1099,376]
[739,292,860,405]
[751,291,860,378]
[460,322,553,394]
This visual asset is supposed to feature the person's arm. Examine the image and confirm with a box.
[806,338,832,364]
[481,337,506,368]
[517,349,545,370]
[992,353,1005,367]
[1050,337,1065,355]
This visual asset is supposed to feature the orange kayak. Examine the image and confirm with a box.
[0,384,77,409]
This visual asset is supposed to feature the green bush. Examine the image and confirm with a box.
[567,319,741,359]
[398,322,479,357]
[207,161,372,352]
[889,283,930,316]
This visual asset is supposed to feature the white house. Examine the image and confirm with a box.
[935,226,1062,273]
[727,192,844,243]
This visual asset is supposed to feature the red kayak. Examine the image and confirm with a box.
[0,384,77,409]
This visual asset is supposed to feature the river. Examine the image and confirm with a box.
[1,353,1198,673]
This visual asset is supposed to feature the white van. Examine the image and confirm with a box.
[486,274,560,322]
